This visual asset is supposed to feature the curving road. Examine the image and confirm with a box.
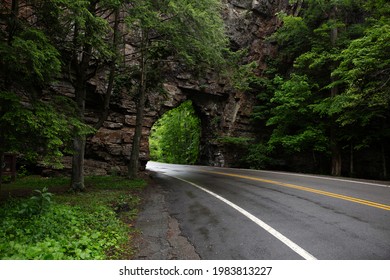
[146,161,390,260]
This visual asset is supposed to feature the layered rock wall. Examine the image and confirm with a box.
[57,0,292,175]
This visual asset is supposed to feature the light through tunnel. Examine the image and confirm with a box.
[149,100,201,165]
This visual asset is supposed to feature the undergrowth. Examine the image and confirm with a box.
[0,176,146,260]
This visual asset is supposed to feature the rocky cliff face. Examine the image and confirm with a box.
[56,0,292,175]
[223,0,288,66]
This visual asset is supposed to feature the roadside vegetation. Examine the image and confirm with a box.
[0,0,226,260]
[246,0,390,179]
[150,101,201,165]
[0,176,146,260]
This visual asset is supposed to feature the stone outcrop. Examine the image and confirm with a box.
[223,0,290,70]
[55,0,292,175]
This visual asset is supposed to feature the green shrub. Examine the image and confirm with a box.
[17,187,53,217]
[245,143,272,169]
[0,175,145,260]
[0,197,128,260]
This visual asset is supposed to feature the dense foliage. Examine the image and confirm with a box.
[2,0,389,182]
[150,101,201,164]
[246,0,390,179]
[0,0,99,187]
[0,0,228,184]
[0,176,145,259]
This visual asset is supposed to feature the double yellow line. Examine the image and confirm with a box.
[204,171,390,211]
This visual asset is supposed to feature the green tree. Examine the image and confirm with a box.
[31,0,125,191]
[0,0,123,190]
[125,0,228,178]
[150,101,201,164]
[262,0,376,176]
[328,21,390,178]
[0,1,87,189]
[267,74,328,154]
[64,0,117,191]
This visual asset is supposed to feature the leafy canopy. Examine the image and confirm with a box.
[126,0,228,69]
[150,101,201,165]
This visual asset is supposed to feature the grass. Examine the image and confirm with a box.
[1,175,70,191]
[0,175,147,260]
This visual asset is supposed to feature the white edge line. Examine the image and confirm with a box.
[168,174,317,260]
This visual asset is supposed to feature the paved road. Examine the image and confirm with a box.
[146,161,390,260]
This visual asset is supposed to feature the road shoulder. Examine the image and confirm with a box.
[133,176,200,260]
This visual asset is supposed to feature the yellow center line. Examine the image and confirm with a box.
[204,171,390,211]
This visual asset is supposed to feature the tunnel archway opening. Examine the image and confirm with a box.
[149,100,201,165]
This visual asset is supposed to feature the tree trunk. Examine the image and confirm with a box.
[331,149,342,176]
[330,83,342,176]
[330,128,342,177]
[71,136,86,191]
[350,143,354,177]
[127,85,146,178]
[94,8,120,130]
[128,30,149,178]
[7,0,19,44]
[70,79,88,191]
[70,59,89,191]
[329,6,341,177]
[69,2,96,191]
[293,0,303,16]
[330,75,341,176]
[382,142,387,179]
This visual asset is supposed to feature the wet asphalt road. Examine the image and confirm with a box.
[146,161,390,260]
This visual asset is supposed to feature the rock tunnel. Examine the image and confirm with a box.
[65,0,289,175]
[81,77,257,176]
